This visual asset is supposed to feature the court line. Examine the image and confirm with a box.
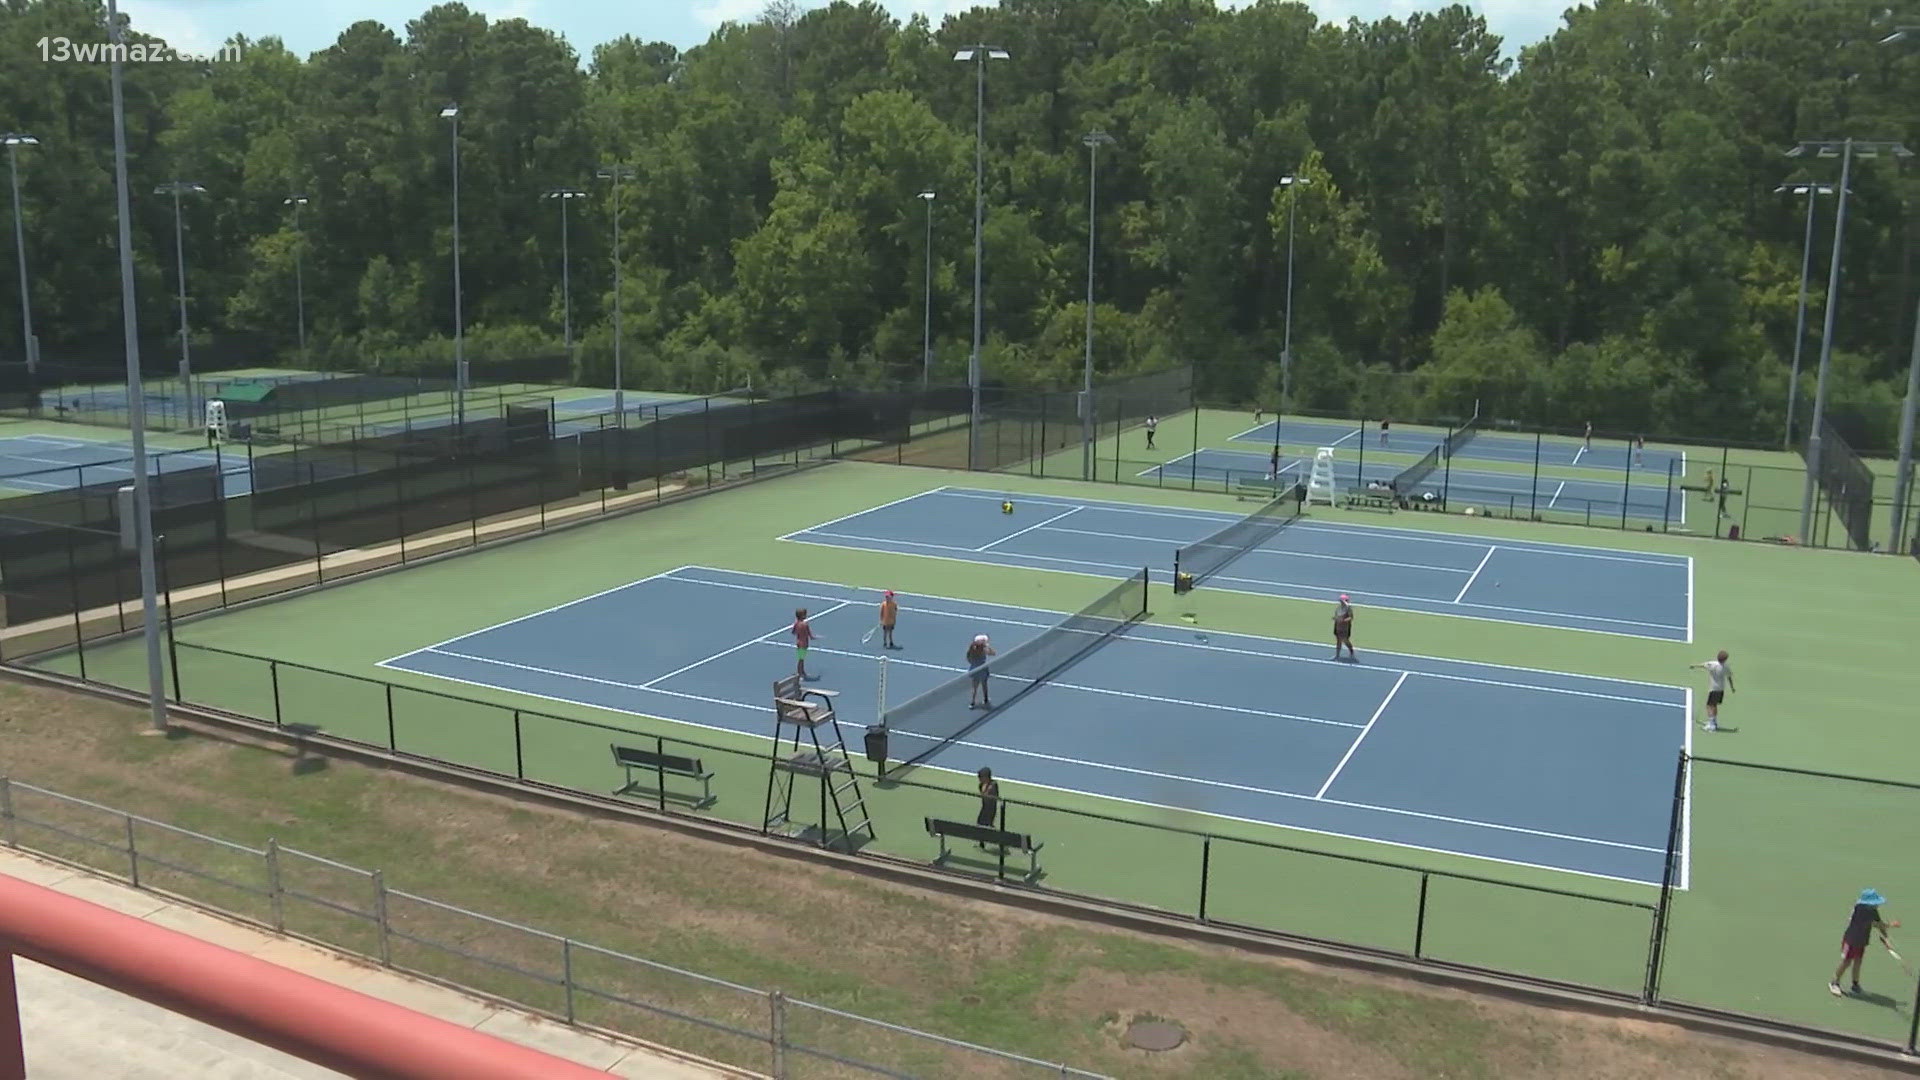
[401,646,1659,857]
[671,566,1685,705]
[936,486,1691,567]
[774,488,959,543]
[1316,673,1408,798]
[1681,686,1694,891]
[644,600,852,687]
[1572,445,1586,466]
[1454,547,1496,603]
[1685,558,1695,643]
[377,647,1668,889]
[978,505,1080,551]
[1547,481,1565,508]
[768,640,1365,730]
[1046,523,1468,576]
[386,566,695,660]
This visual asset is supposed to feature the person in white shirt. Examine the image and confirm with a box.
[1145,415,1158,450]
[1689,650,1734,731]
[1332,594,1356,662]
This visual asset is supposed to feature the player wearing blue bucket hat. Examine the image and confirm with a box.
[1831,888,1900,997]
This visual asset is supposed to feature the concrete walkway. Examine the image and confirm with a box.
[1,849,756,1079]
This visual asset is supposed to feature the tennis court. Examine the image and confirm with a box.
[0,434,249,497]
[1140,448,1685,525]
[380,564,1689,886]
[1230,416,1686,475]
[780,486,1693,641]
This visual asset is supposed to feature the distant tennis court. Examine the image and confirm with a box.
[781,486,1693,641]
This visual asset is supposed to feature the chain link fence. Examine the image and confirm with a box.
[0,777,1108,1079]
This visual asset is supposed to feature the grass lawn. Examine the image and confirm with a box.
[0,677,1903,1080]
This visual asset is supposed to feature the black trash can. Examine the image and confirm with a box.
[864,725,889,769]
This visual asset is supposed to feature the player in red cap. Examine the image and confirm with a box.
[878,590,899,650]
[1333,593,1356,661]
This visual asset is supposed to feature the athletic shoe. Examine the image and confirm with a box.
[1706,721,1719,732]
[1830,981,1845,996]
[1852,983,1864,995]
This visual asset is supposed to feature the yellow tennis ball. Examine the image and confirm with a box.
[1002,500,1014,514]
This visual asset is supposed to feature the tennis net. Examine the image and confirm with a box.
[1172,487,1302,594]
[882,567,1149,767]
[1391,443,1443,500]
[1444,411,1481,458]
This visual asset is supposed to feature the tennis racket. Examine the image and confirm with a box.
[1884,935,1916,979]
[862,625,878,645]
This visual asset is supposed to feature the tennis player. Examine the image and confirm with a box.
[879,590,899,650]
[1689,650,1733,731]
[792,608,818,681]
[1145,415,1158,449]
[967,634,997,709]
[976,767,1000,846]
[1333,594,1356,661]
[1267,445,1281,481]
[1583,421,1593,451]
[1832,889,1900,997]
[1379,417,1391,447]
[1634,435,1646,468]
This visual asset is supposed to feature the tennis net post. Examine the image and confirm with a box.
[1171,485,1302,593]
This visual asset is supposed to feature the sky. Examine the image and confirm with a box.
[115,0,1572,66]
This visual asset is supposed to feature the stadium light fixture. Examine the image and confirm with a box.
[2,133,38,371]
[283,195,309,367]
[154,181,206,389]
[1772,182,1839,451]
[1277,174,1313,451]
[954,45,1009,470]
[1081,130,1115,481]
[1783,139,1910,541]
[440,105,465,427]
[917,190,935,390]
[543,188,587,360]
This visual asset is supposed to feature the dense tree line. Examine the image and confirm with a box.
[0,0,1916,446]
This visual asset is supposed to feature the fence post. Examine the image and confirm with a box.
[1198,836,1211,921]
[159,536,181,702]
[124,814,139,888]
[1663,458,1675,532]
[64,528,86,682]
[265,838,286,932]
[1530,433,1542,520]
[1643,749,1689,1005]
[562,938,576,1025]
[768,990,788,1079]
[654,734,667,813]
[0,778,14,848]
[269,661,283,726]
[1621,438,1632,530]
[1441,426,1454,512]
[513,710,525,780]
[372,869,392,966]
[385,684,397,751]
[1414,872,1430,958]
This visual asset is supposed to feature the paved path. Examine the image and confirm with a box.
[1,848,752,1079]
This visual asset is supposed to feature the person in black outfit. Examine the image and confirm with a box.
[976,767,1000,849]
[1832,888,1900,996]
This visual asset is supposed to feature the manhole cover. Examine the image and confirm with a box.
[1125,1019,1186,1052]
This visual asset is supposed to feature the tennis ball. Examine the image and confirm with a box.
[1002,500,1014,514]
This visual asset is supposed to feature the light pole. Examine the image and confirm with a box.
[1,133,38,372]
[917,189,935,390]
[1882,26,1920,552]
[595,164,635,423]
[544,187,586,363]
[954,44,1009,471]
[1278,173,1311,457]
[1081,130,1114,482]
[439,105,464,429]
[154,180,204,392]
[1786,139,1910,541]
[282,195,308,368]
[107,0,168,732]
[1773,182,1836,450]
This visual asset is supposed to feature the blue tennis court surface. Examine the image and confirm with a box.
[1142,448,1685,525]
[781,487,1692,641]
[0,434,249,497]
[380,565,1690,886]
[1230,416,1685,476]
